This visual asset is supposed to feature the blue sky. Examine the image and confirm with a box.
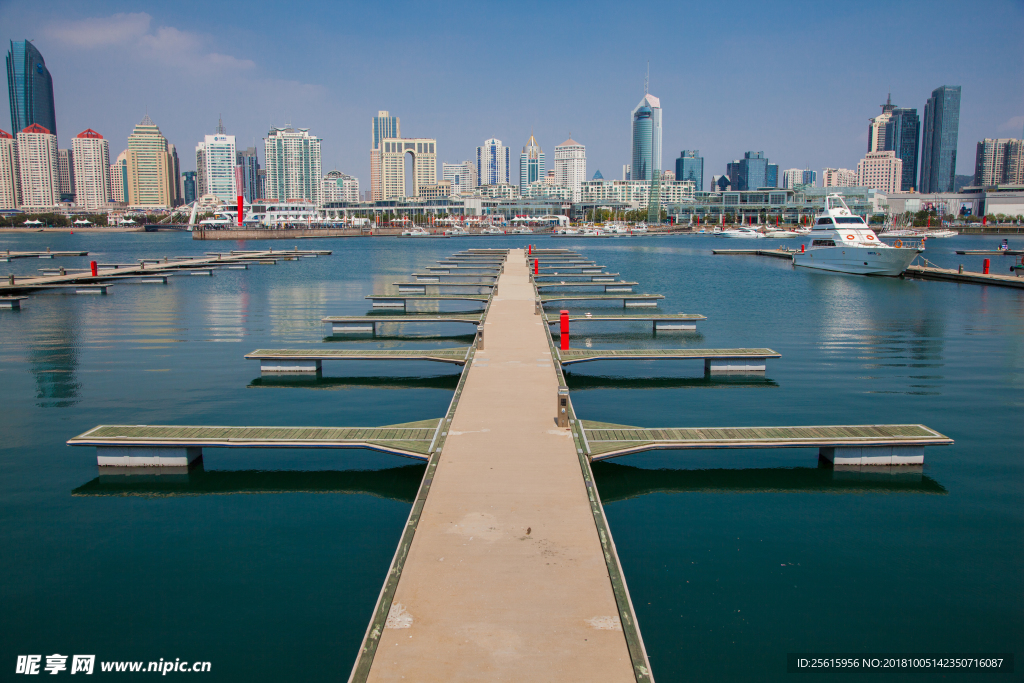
[2,0,1022,189]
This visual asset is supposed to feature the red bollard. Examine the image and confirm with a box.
[90,260,97,276]
[800,244,805,253]
[528,244,532,255]
[534,259,539,275]
[984,258,990,274]
[559,310,570,350]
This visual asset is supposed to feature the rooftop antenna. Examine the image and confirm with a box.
[644,61,649,95]
[216,115,225,134]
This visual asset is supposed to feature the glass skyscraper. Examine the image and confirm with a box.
[7,40,56,138]
[631,94,662,181]
[675,150,703,191]
[519,134,544,189]
[727,152,769,191]
[920,85,961,194]
[885,107,920,192]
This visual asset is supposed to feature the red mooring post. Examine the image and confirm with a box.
[801,244,805,253]
[528,244,532,255]
[559,310,570,350]
[237,195,244,226]
[534,259,539,275]
[90,261,98,276]
[984,258,990,274]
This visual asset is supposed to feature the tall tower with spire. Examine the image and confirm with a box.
[519,132,545,189]
[631,67,662,182]
[868,94,896,153]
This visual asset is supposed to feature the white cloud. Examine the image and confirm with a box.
[44,13,254,73]
[998,115,1024,134]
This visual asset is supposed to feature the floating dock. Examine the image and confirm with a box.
[245,347,473,372]
[543,312,706,331]
[323,313,483,334]
[557,347,779,372]
[0,249,88,260]
[905,264,1024,290]
[539,293,664,307]
[954,250,1022,255]
[579,421,953,463]
[712,249,795,259]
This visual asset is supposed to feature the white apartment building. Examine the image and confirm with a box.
[822,167,858,188]
[478,183,520,199]
[321,170,360,204]
[857,151,903,194]
[417,182,451,200]
[580,179,696,206]
[554,138,586,202]
[0,130,20,209]
[17,124,59,209]
[522,181,573,200]
[71,129,110,210]
[196,133,237,202]
[109,150,127,203]
[57,148,74,200]
[442,161,477,195]
[264,127,322,205]
[477,139,510,186]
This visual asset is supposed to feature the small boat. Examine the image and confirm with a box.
[480,227,504,235]
[923,229,958,238]
[765,229,801,238]
[444,227,467,236]
[792,194,921,276]
[510,227,532,235]
[400,227,430,237]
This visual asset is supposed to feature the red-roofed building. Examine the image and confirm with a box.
[0,129,13,139]
[17,123,58,208]
[72,129,111,210]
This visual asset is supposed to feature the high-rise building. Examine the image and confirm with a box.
[920,85,961,194]
[321,170,359,204]
[622,164,630,181]
[868,94,896,153]
[782,168,817,188]
[264,126,322,205]
[371,111,399,200]
[0,129,20,209]
[6,41,56,139]
[727,151,770,191]
[125,115,177,209]
[675,151,703,192]
[857,151,903,194]
[195,122,237,201]
[57,148,74,202]
[379,137,436,199]
[109,150,127,203]
[885,107,920,191]
[168,143,181,206]
[16,123,58,208]
[477,138,510,186]
[182,170,196,205]
[974,138,1024,186]
[554,137,586,202]
[442,161,477,195]
[767,163,779,188]
[519,134,545,189]
[71,129,109,210]
[710,175,730,192]
[631,94,662,181]
[237,147,261,201]
[822,167,858,187]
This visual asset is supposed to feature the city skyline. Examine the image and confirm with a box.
[0,0,1021,198]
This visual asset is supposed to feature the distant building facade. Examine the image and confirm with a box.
[631,94,662,181]
[519,134,545,190]
[264,126,322,205]
[974,138,1024,187]
[857,151,903,194]
[379,136,436,199]
[6,40,56,139]
[370,111,399,200]
[675,151,703,192]
[822,167,858,187]
[196,127,237,202]
[442,161,477,195]
[16,123,58,209]
[109,150,127,203]
[868,95,896,153]
[71,129,110,210]
[57,149,74,202]
[727,151,772,191]
[782,168,816,188]
[920,85,961,194]
[580,178,695,206]
[125,116,178,209]
[886,107,920,191]
[182,170,196,205]
[321,170,359,204]
[0,129,20,209]
[554,138,586,202]
[477,138,510,186]
[237,147,262,201]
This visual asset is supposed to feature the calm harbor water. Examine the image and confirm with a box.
[1,231,1021,681]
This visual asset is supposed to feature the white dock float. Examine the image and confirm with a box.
[819,445,924,466]
[705,358,767,374]
[190,270,214,276]
[97,446,202,467]
[625,300,658,308]
[398,285,426,293]
[605,285,633,292]
[331,322,376,333]
[655,320,697,330]
[372,300,407,309]
[0,296,27,309]
[139,277,168,284]
[259,359,322,373]
[75,286,108,294]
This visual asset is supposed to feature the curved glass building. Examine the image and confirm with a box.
[7,41,56,138]
[631,94,661,182]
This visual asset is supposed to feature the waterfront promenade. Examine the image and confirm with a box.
[362,249,645,682]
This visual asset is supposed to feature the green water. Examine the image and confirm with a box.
[1,232,1020,680]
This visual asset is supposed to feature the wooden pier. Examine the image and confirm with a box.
[0,249,88,261]
[905,264,1024,290]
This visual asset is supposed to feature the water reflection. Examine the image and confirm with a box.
[72,462,424,501]
[31,309,81,408]
[593,461,946,502]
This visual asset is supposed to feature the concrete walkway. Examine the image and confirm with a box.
[366,250,639,682]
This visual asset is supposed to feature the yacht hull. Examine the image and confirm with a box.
[793,247,920,276]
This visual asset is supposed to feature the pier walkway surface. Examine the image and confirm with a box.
[360,249,645,682]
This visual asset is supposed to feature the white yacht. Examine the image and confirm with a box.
[721,227,765,239]
[400,227,430,237]
[792,194,921,276]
